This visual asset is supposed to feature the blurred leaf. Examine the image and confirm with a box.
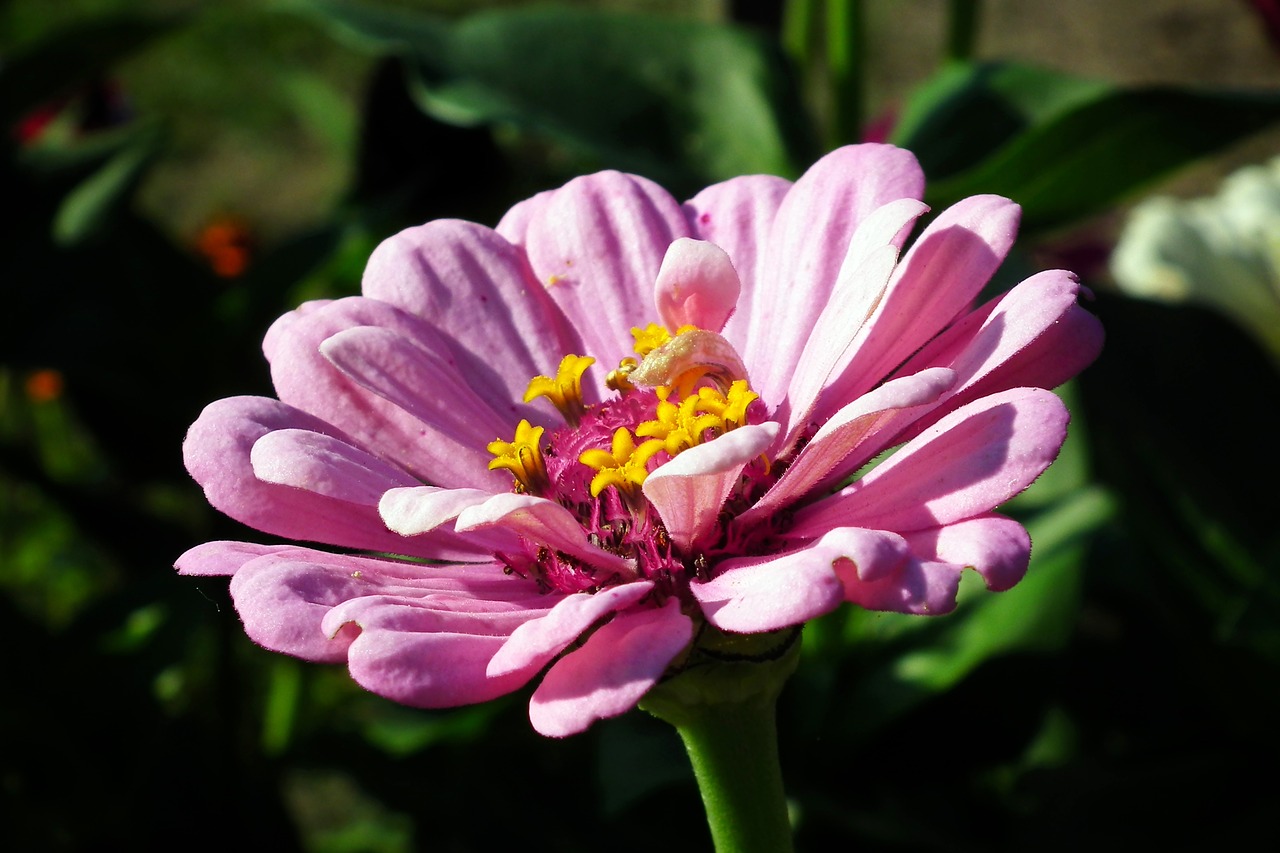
[895,62,1280,232]
[301,0,816,190]
[1079,295,1280,660]
[893,62,1111,182]
[52,122,162,245]
[0,13,182,127]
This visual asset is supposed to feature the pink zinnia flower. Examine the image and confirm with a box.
[178,144,1102,737]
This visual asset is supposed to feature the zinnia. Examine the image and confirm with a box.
[178,144,1102,737]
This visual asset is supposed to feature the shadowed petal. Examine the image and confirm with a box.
[361,218,583,408]
[741,368,955,523]
[250,428,418,503]
[456,493,637,578]
[643,422,779,552]
[792,388,1069,537]
[264,296,512,489]
[743,145,926,405]
[887,270,1104,440]
[692,527,910,632]
[487,580,656,677]
[529,599,693,737]
[903,513,1031,592]
[822,195,1022,411]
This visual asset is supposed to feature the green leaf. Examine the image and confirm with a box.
[51,123,161,246]
[892,62,1112,181]
[301,1,815,189]
[895,62,1280,232]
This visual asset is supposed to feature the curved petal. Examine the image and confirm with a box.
[456,493,637,579]
[175,540,300,577]
[643,422,779,552]
[781,198,929,434]
[683,173,792,346]
[887,270,1104,441]
[318,325,514,490]
[487,580,656,677]
[346,630,533,709]
[250,428,418,503]
[653,238,741,333]
[838,555,964,616]
[379,486,495,536]
[227,550,445,663]
[740,368,955,524]
[528,599,693,737]
[184,396,486,560]
[903,513,1031,592]
[791,387,1069,537]
[264,296,508,489]
[693,527,910,632]
[522,171,692,378]
[823,195,1022,410]
[743,145,926,405]
[361,218,583,407]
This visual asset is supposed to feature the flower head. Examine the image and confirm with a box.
[179,144,1102,737]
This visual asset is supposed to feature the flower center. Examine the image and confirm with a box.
[488,324,776,598]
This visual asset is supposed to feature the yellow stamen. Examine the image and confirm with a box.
[579,428,665,498]
[631,323,698,358]
[524,354,595,425]
[488,419,548,493]
[606,357,638,393]
[629,328,749,396]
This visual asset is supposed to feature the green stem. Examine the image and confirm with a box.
[826,0,864,146]
[675,695,794,853]
[945,0,981,62]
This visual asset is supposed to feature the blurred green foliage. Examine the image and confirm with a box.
[3,1,1280,850]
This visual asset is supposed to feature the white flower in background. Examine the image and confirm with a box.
[1111,156,1280,359]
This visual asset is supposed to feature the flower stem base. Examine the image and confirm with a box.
[641,626,800,853]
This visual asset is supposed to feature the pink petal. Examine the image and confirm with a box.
[487,580,656,677]
[691,527,910,632]
[228,551,416,662]
[456,493,637,579]
[889,271,1104,439]
[175,540,300,577]
[379,485,495,535]
[742,145,926,405]
[319,325,514,490]
[741,368,955,523]
[184,396,485,560]
[522,171,692,377]
[791,387,1069,537]
[250,428,418,504]
[360,218,583,408]
[263,296,509,489]
[346,630,534,709]
[653,238,741,333]
[837,556,964,616]
[528,599,693,737]
[781,198,929,434]
[903,513,1031,592]
[683,174,792,346]
[642,422,780,552]
[824,195,1022,410]
[321,593,549,639]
